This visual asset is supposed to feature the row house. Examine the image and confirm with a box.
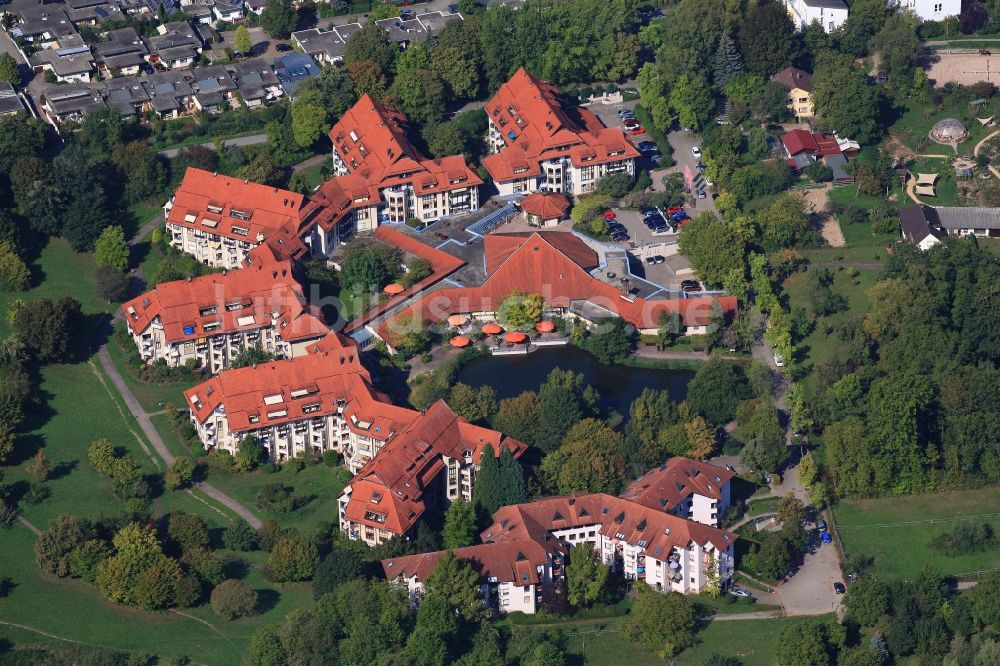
[64,0,124,27]
[190,64,239,112]
[145,20,209,70]
[383,540,556,614]
[92,27,149,77]
[621,457,735,528]
[164,168,310,269]
[230,59,283,108]
[121,260,328,373]
[29,37,95,83]
[291,12,461,66]
[373,231,738,353]
[483,493,737,598]
[328,94,483,226]
[10,6,78,48]
[0,83,26,116]
[481,68,640,196]
[337,400,527,546]
[290,24,355,66]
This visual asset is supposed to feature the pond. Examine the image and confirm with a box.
[455,346,694,417]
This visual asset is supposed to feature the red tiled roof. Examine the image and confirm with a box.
[342,400,528,536]
[376,232,737,345]
[122,261,328,345]
[621,457,736,512]
[184,341,373,431]
[781,129,819,157]
[382,540,551,586]
[328,94,482,194]
[482,493,737,555]
[168,168,307,243]
[520,192,570,220]
[482,68,641,182]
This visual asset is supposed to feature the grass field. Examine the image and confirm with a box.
[104,328,196,413]
[208,463,352,532]
[834,488,1000,580]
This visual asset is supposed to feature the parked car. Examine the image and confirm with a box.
[816,519,827,531]
[730,587,752,598]
[821,531,832,544]
[696,189,706,199]
[602,210,616,219]
[773,353,785,367]
[834,582,846,594]
[666,205,683,214]
[628,126,646,135]
[653,255,665,264]
[610,232,629,242]
[618,109,635,118]
[624,118,639,128]
[691,146,702,159]
[645,256,657,266]
[275,43,293,52]
[681,280,700,292]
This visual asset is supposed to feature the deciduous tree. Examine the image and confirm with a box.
[424,551,481,621]
[442,499,477,549]
[266,538,320,582]
[622,583,697,657]
[211,579,258,620]
[566,546,608,607]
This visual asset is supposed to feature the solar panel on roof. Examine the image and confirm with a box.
[287,65,308,77]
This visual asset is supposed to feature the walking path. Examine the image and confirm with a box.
[634,348,742,361]
[94,346,263,529]
[17,515,41,536]
[712,610,785,621]
[157,133,268,159]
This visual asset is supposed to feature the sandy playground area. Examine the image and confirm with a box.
[926,53,1000,87]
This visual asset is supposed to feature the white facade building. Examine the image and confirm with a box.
[784,0,849,32]
[890,0,960,22]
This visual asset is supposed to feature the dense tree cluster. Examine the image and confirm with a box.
[806,240,1000,497]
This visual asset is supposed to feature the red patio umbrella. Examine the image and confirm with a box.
[449,336,471,348]
[504,331,528,343]
[603,210,616,219]
[481,323,503,335]
[535,320,556,332]
[383,283,405,295]
[447,314,470,327]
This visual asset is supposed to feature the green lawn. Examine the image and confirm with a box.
[890,95,998,155]
[294,159,332,192]
[833,488,1000,580]
[104,328,196,413]
[208,463,352,532]
[0,525,314,666]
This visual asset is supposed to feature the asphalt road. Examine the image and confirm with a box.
[158,132,269,158]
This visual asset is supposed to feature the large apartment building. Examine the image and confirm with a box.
[621,457,736,527]
[328,94,483,224]
[164,169,309,269]
[121,260,328,373]
[338,400,527,546]
[481,68,640,197]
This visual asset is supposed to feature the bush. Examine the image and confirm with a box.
[265,538,320,582]
[210,579,258,620]
[932,522,994,555]
[222,521,259,551]
[322,450,340,467]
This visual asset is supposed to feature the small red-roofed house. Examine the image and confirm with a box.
[519,192,570,227]
[121,260,328,373]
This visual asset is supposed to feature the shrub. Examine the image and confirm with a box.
[265,538,320,582]
[932,522,994,556]
[211,579,258,620]
[223,521,259,551]
[322,450,340,467]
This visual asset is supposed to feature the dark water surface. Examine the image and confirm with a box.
[455,346,693,416]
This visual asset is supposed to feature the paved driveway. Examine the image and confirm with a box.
[778,537,845,616]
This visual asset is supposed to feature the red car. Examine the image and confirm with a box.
[602,210,616,219]
[666,205,684,215]
[628,126,646,135]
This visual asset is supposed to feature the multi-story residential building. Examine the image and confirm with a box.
[183,334,403,461]
[770,66,815,120]
[783,0,848,33]
[383,540,557,614]
[481,68,640,196]
[338,400,527,546]
[121,260,328,373]
[621,458,735,528]
[328,94,483,224]
[483,494,737,597]
[890,0,960,22]
[164,168,309,269]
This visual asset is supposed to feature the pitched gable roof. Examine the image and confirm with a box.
[382,540,551,586]
[621,457,736,511]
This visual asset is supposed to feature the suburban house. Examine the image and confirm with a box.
[145,20,208,69]
[328,94,483,225]
[780,128,860,182]
[164,168,310,268]
[290,25,353,66]
[770,67,814,121]
[29,36,95,83]
[230,60,283,107]
[383,540,557,614]
[121,260,328,373]
[899,205,944,250]
[0,83,25,116]
[482,68,640,196]
[189,64,239,112]
[890,0,960,21]
[621,458,735,528]
[10,6,78,48]
[39,84,106,124]
[370,231,737,352]
[898,205,1000,239]
[338,400,527,546]
[482,494,737,598]
[274,53,320,96]
[783,0,848,33]
[92,27,150,78]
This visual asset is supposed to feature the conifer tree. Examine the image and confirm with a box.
[497,447,528,507]
[472,444,501,515]
[713,35,744,90]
